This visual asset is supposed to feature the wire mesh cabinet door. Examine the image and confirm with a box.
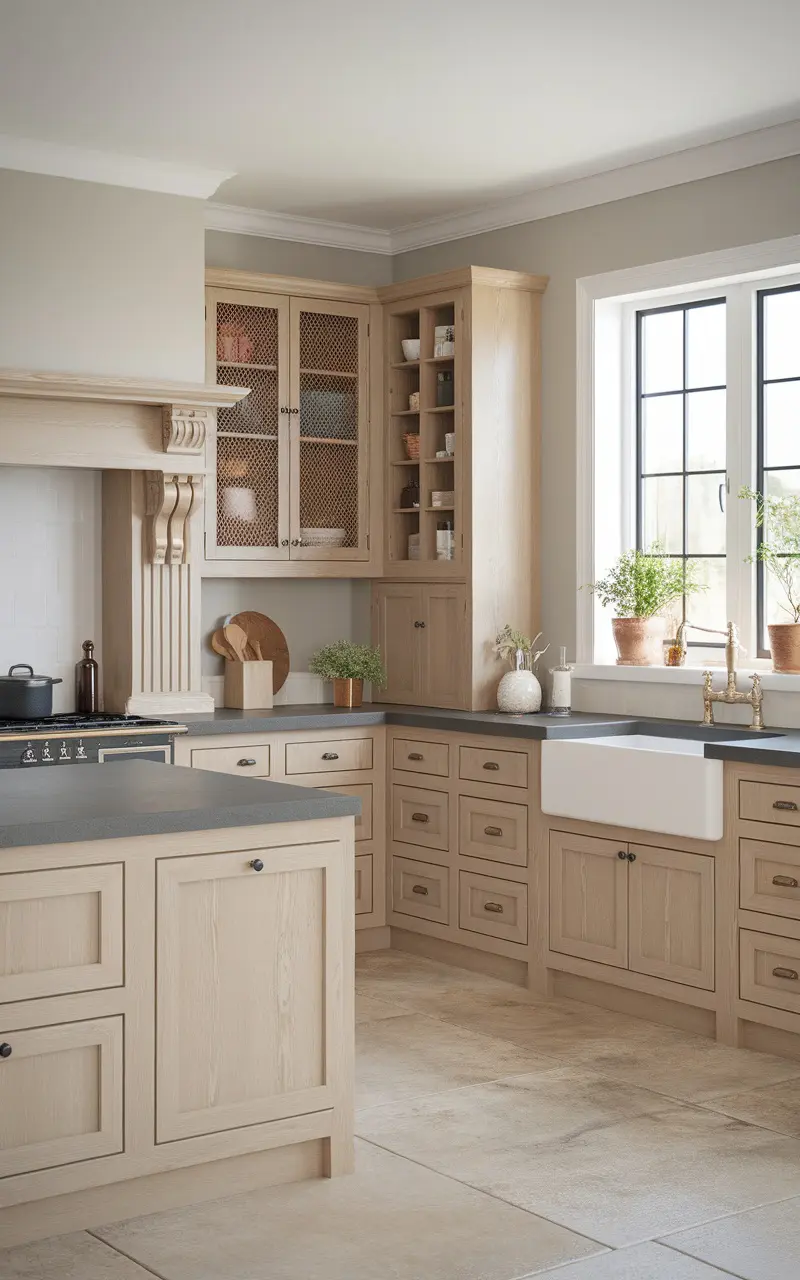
[288,298,370,561]
[206,288,290,560]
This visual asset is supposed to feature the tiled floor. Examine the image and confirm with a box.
[6,951,800,1279]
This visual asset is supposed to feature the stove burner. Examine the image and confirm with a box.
[0,713,180,734]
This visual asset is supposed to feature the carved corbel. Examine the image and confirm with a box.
[166,475,197,565]
[162,404,209,454]
[145,472,201,565]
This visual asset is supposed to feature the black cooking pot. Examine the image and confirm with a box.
[0,665,63,719]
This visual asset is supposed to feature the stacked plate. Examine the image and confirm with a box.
[300,527,347,547]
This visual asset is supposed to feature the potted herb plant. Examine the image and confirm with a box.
[741,487,800,672]
[493,625,549,713]
[588,545,707,666]
[309,641,387,708]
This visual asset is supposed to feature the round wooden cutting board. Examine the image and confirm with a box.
[230,611,290,693]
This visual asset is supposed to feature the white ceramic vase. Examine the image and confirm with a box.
[497,669,542,715]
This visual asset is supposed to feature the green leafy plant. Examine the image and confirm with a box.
[309,641,387,685]
[587,544,707,618]
[494,625,549,668]
[740,486,800,623]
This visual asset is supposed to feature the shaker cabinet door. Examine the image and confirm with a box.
[549,831,628,968]
[289,297,370,562]
[373,583,423,704]
[628,844,714,990]
[420,584,467,709]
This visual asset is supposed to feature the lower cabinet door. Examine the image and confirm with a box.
[628,844,715,990]
[156,844,345,1143]
[549,831,628,967]
[0,1016,123,1178]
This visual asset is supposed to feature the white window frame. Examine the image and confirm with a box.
[576,233,800,684]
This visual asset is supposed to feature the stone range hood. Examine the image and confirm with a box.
[0,369,249,716]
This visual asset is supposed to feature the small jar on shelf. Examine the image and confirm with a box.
[436,519,455,561]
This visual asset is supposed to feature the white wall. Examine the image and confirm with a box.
[0,170,207,707]
[206,229,392,287]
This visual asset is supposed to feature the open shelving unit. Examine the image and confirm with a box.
[386,298,460,571]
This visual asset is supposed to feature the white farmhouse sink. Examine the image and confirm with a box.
[541,735,724,841]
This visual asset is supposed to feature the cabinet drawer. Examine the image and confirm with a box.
[458,795,528,867]
[740,929,800,1015]
[392,738,449,778]
[286,737,373,775]
[740,780,800,828]
[459,871,528,945]
[741,839,800,920]
[0,1016,123,1179]
[392,856,449,925]
[325,783,372,842]
[459,745,528,789]
[355,854,373,916]
[190,743,271,777]
[392,784,449,851]
[0,864,123,1004]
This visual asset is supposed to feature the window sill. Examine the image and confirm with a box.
[572,663,800,692]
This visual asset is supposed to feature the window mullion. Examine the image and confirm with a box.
[725,283,756,660]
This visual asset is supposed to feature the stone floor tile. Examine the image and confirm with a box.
[702,1076,800,1137]
[528,1240,739,1278]
[355,992,410,1024]
[661,1195,800,1280]
[0,1231,155,1279]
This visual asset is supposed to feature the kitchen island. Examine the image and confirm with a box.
[0,762,358,1249]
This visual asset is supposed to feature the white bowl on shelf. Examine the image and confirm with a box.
[401,339,420,362]
[300,526,347,547]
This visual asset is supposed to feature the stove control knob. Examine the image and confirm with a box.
[59,740,71,761]
[41,741,53,763]
[76,739,88,761]
[21,742,36,765]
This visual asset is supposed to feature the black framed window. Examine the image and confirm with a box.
[636,298,727,640]
[756,283,800,655]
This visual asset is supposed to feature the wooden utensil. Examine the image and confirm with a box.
[230,611,290,692]
[223,622,250,662]
[211,628,239,662]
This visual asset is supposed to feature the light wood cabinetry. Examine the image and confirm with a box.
[375,266,547,711]
[372,581,467,708]
[204,271,382,578]
[549,832,629,968]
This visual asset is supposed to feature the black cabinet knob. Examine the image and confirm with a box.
[627,852,637,862]
[618,850,627,860]
[0,1043,11,1059]
[250,858,264,872]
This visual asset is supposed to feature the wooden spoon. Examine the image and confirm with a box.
[223,622,250,662]
[211,628,238,661]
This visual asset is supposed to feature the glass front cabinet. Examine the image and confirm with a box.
[205,283,372,568]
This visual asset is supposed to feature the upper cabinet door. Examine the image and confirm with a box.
[289,298,370,561]
[206,288,290,560]
[373,583,423,704]
[628,844,715,990]
[421,584,467,709]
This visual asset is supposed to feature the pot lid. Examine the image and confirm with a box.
[1,664,63,687]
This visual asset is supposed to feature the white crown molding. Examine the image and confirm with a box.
[0,134,233,199]
[205,201,394,254]
[207,119,800,256]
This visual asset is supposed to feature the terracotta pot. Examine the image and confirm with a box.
[333,677,363,708]
[612,616,667,666]
[768,623,800,673]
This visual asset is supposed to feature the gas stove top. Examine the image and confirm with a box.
[0,713,186,769]
[0,713,181,738]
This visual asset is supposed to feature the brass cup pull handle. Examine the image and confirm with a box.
[411,812,429,823]
[772,966,799,981]
[484,901,504,914]
[773,800,799,811]
[773,875,800,888]
[322,752,339,761]
[238,758,256,767]
[408,752,424,761]
[484,825,503,837]
[482,761,500,772]
[412,884,429,896]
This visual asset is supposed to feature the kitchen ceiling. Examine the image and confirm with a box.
[0,0,799,232]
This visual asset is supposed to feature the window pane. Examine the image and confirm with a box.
[687,303,726,389]
[690,558,727,633]
[687,472,726,554]
[764,381,800,469]
[642,475,683,553]
[642,311,683,394]
[686,389,726,471]
[763,290,800,382]
[642,393,683,473]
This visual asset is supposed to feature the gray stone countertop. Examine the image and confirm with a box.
[0,760,360,849]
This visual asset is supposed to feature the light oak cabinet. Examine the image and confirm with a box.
[549,831,715,991]
[204,272,382,578]
[156,843,344,1143]
[373,581,466,708]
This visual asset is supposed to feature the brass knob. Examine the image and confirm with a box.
[411,812,429,823]
[484,902,504,914]
[412,884,429,896]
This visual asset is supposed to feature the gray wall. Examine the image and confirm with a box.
[206,229,392,287]
[393,155,800,693]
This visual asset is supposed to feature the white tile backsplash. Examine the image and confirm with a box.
[0,468,101,712]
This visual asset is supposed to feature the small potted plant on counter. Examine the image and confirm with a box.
[741,486,800,671]
[309,641,387,708]
[494,625,549,713]
[588,545,707,666]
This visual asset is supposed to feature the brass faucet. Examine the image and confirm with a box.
[702,621,765,730]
